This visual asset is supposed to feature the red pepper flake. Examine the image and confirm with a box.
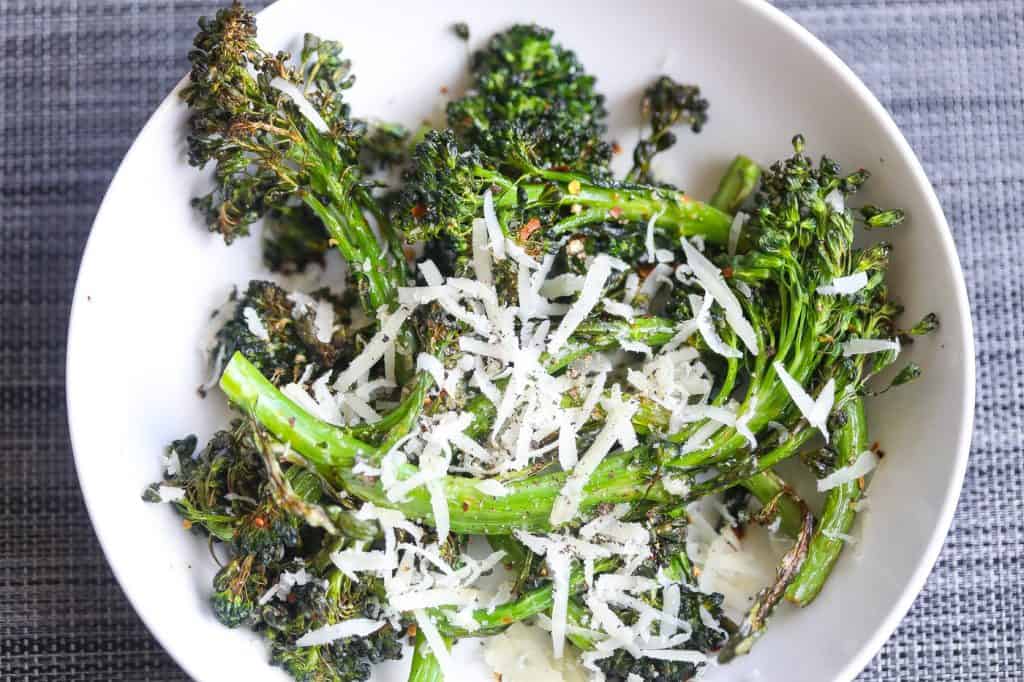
[410,203,427,219]
[462,501,471,512]
[611,141,622,154]
[519,218,541,241]
[637,263,655,278]
[609,206,623,219]
[287,416,296,428]
[407,624,418,637]
[722,266,734,278]
[439,85,449,94]
[182,519,193,530]
[551,164,571,172]
[252,515,267,529]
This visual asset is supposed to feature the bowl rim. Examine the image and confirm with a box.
[734,6,975,679]
[66,1,976,680]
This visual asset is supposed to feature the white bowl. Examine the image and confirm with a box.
[66,0,975,680]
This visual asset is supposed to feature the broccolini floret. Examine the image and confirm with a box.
[626,75,710,185]
[211,554,269,628]
[265,569,405,682]
[447,24,611,175]
[183,2,404,312]
[213,280,348,386]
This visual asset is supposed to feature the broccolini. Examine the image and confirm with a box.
[145,4,938,681]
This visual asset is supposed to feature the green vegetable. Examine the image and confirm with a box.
[266,569,405,682]
[626,75,710,185]
[447,24,611,175]
[407,630,447,682]
[183,2,405,312]
[393,129,734,253]
[786,394,868,605]
[718,504,814,663]
[149,6,940,680]
[710,154,762,214]
[212,280,351,386]
[221,350,670,533]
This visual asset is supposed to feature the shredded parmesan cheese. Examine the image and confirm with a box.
[773,362,835,442]
[818,450,879,491]
[269,77,330,133]
[842,337,901,357]
[242,307,269,341]
[817,271,868,296]
[334,306,413,392]
[728,211,748,257]
[295,619,386,647]
[547,255,612,354]
[482,189,506,260]
[681,238,758,354]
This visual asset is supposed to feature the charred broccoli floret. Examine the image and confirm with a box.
[626,76,710,185]
[265,569,405,682]
[214,280,343,386]
[143,424,263,540]
[447,24,611,175]
[183,1,403,312]
[211,554,269,628]
[233,499,302,563]
[596,589,727,682]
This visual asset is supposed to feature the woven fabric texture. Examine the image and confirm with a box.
[1,1,1020,680]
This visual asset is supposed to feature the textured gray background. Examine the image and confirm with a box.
[1,0,1020,680]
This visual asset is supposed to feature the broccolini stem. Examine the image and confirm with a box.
[219,352,374,476]
[438,558,618,638]
[718,504,814,663]
[496,176,734,245]
[339,450,667,534]
[347,372,432,444]
[355,184,410,283]
[407,630,447,682]
[300,189,399,314]
[786,395,867,605]
[220,353,670,534]
[709,155,761,214]
[564,598,602,650]
[740,470,806,538]
[685,427,815,501]
[545,316,679,373]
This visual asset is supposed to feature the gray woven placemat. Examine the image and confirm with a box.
[1,1,1020,680]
